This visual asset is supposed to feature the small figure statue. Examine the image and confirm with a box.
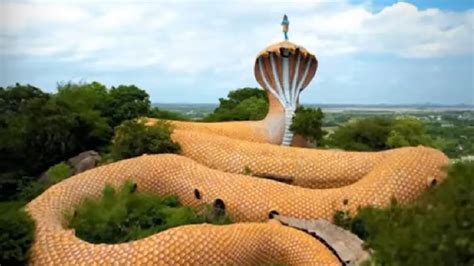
[281,14,289,40]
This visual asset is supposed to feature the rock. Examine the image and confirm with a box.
[275,215,370,265]
[68,150,101,174]
[38,171,51,184]
[68,151,99,166]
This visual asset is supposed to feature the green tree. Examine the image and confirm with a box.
[203,88,268,121]
[0,85,79,199]
[55,82,112,150]
[290,106,326,145]
[104,85,151,127]
[327,117,434,151]
[111,120,180,160]
[387,117,433,148]
[0,82,157,200]
[0,201,35,265]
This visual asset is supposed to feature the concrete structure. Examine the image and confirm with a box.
[26,16,448,265]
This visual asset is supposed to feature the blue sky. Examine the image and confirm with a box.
[1,0,473,105]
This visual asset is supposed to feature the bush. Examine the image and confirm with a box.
[104,85,151,127]
[0,201,35,265]
[0,82,154,200]
[290,106,326,145]
[326,117,434,151]
[334,161,474,266]
[18,162,71,201]
[149,107,189,121]
[203,88,268,121]
[110,120,180,160]
[67,181,232,244]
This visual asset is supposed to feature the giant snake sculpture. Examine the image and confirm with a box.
[26,17,448,265]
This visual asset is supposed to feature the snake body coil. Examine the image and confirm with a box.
[26,39,449,265]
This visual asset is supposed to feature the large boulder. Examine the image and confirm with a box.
[68,150,101,174]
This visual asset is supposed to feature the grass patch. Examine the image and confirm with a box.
[67,181,231,244]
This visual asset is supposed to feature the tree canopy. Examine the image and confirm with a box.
[110,120,180,161]
[290,106,326,145]
[203,87,268,121]
[326,117,435,151]
[335,161,474,266]
[0,82,182,200]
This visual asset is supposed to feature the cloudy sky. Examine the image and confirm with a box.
[1,0,473,104]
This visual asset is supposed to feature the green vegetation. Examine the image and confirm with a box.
[0,202,35,265]
[334,161,474,266]
[103,85,151,127]
[203,87,269,121]
[290,106,326,145]
[326,117,434,151]
[1,83,472,264]
[166,88,473,158]
[149,107,189,121]
[68,181,232,244]
[18,162,72,201]
[426,117,474,158]
[111,120,180,160]
[0,82,183,200]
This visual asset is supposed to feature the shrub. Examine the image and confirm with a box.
[18,162,71,201]
[0,82,153,200]
[110,120,180,160]
[203,88,268,121]
[149,107,189,121]
[67,181,231,244]
[44,162,71,183]
[290,106,326,145]
[326,117,434,151]
[334,161,474,266]
[0,201,35,265]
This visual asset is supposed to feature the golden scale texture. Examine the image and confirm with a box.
[26,145,448,265]
[26,40,449,265]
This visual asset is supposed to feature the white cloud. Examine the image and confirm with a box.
[296,2,474,58]
[1,0,473,76]
[0,2,89,33]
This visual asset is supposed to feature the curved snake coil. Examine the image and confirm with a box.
[26,40,449,265]
[26,144,447,265]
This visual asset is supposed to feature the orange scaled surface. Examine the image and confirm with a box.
[26,40,449,265]
[27,145,447,265]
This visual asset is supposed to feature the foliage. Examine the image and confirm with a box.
[104,85,151,127]
[18,162,72,201]
[425,119,474,158]
[149,107,189,121]
[203,88,268,121]
[334,161,474,266]
[290,106,326,145]
[45,162,72,183]
[68,181,232,244]
[0,84,76,200]
[326,117,434,151]
[0,82,158,200]
[55,82,112,149]
[0,201,35,265]
[111,120,180,160]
